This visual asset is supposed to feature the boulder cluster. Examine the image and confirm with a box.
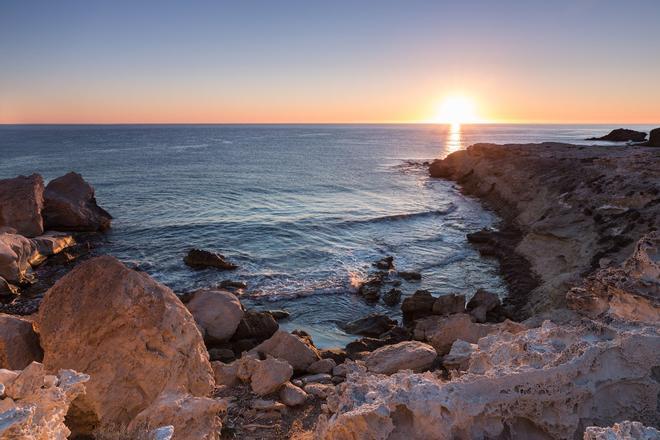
[0,172,112,299]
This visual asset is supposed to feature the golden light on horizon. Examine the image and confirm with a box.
[433,95,481,125]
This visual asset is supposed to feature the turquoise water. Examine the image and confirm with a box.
[0,123,654,346]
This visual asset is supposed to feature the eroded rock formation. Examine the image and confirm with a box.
[0,174,44,238]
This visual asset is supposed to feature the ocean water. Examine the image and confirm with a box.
[0,123,654,347]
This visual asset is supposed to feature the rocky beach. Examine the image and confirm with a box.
[0,137,659,439]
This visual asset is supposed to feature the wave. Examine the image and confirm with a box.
[343,204,457,225]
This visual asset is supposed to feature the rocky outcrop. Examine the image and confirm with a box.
[186,289,243,343]
[365,341,436,374]
[586,128,647,142]
[318,320,660,439]
[0,174,44,238]
[429,142,660,317]
[0,232,75,292]
[128,391,227,440]
[43,172,112,232]
[35,256,214,434]
[0,362,89,439]
[567,231,658,323]
[184,249,237,270]
[583,421,660,439]
[251,330,321,372]
[0,314,42,369]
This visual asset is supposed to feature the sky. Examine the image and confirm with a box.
[1,0,659,124]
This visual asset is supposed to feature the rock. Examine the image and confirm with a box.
[442,339,478,371]
[304,383,335,399]
[373,256,394,270]
[318,321,660,440]
[30,233,75,258]
[232,310,278,342]
[251,330,321,372]
[432,293,466,316]
[0,362,88,439]
[319,348,347,363]
[567,232,659,324]
[308,358,336,374]
[332,361,366,378]
[186,289,243,343]
[397,271,421,281]
[208,348,235,363]
[43,172,112,232]
[357,274,385,301]
[586,128,647,142]
[184,249,237,270]
[0,277,18,297]
[0,174,44,237]
[36,256,215,433]
[279,382,308,407]
[268,309,290,320]
[382,288,402,306]
[0,314,43,370]
[645,127,660,147]
[211,361,239,387]
[365,341,437,375]
[218,279,247,290]
[0,233,37,284]
[128,391,226,440]
[252,399,286,412]
[250,356,293,396]
[584,421,660,439]
[414,313,526,355]
[300,373,332,385]
[342,314,397,337]
[401,290,436,321]
[466,289,501,323]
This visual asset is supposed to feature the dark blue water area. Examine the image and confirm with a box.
[0,123,654,346]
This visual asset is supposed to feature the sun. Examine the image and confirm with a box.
[434,95,481,125]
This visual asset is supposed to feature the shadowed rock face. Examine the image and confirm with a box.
[43,172,112,232]
[0,174,44,238]
[646,127,660,147]
[429,142,660,317]
[586,128,647,142]
[35,256,214,434]
[0,314,43,369]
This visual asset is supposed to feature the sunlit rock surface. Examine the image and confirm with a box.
[0,361,89,439]
[583,421,660,440]
[35,256,214,434]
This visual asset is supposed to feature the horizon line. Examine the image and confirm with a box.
[1,121,658,126]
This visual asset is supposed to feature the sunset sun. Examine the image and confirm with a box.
[434,96,481,124]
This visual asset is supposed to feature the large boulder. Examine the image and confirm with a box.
[586,128,647,142]
[432,293,466,316]
[43,172,112,232]
[231,310,278,342]
[0,174,44,237]
[645,127,660,147]
[35,256,215,433]
[128,391,226,440]
[0,314,43,369]
[251,330,321,371]
[465,289,501,323]
[186,289,244,343]
[365,341,436,374]
[0,362,89,439]
[249,356,293,395]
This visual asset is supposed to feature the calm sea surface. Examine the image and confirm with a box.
[0,124,653,346]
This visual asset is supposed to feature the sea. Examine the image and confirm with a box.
[0,123,654,347]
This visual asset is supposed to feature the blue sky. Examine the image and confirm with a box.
[2,0,659,123]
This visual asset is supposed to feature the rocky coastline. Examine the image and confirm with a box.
[0,139,659,439]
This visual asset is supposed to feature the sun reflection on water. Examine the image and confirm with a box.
[446,123,462,155]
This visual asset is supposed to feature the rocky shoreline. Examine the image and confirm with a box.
[1,140,659,439]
